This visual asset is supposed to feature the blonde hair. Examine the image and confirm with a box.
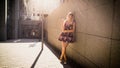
[66,12,74,22]
[67,12,74,17]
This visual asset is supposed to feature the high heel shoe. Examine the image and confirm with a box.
[63,59,67,64]
[63,61,67,64]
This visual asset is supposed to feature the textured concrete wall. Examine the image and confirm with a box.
[46,0,120,68]
[0,0,6,41]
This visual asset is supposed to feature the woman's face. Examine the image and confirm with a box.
[67,14,73,20]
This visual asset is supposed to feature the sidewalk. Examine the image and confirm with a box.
[0,39,74,68]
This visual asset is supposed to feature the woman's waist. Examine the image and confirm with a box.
[61,32,74,35]
[62,32,74,33]
[61,32,74,36]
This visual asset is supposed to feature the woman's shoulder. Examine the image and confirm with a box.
[64,19,67,23]
[63,20,67,24]
[62,20,67,26]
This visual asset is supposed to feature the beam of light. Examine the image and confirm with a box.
[42,0,60,14]
[24,0,60,20]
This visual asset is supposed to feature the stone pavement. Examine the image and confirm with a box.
[0,39,78,68]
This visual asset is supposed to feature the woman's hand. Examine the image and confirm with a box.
[62,22,75,33]
[63,30,74,33]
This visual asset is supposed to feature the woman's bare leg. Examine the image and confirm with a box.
[60,42,68,63]
[63,43,68,62]
[60,42,65,60]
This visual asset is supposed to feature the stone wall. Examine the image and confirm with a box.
[19,20,42,39]
[46,0,120,68]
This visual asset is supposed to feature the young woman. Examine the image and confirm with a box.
[58,12,76,64]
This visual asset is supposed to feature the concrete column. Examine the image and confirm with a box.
[0,0,7,41]
[14,0,19,39]
[5,0,7,40]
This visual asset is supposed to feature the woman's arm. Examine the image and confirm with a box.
[63,22,75,33]
[62,20,66,32]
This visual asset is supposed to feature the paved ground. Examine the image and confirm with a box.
[0,39,78,68]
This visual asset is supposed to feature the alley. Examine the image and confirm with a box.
[0,0,120,68]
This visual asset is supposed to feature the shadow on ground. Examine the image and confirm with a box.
[44,42,85,68]
[31,48,43,68]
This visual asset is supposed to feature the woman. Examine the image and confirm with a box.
[58,12,76,64]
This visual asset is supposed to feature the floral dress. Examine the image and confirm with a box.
[58,21,75,43]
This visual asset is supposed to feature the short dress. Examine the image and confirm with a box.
[58,21,75,43]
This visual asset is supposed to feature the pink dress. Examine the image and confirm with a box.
[58,21,75,43]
